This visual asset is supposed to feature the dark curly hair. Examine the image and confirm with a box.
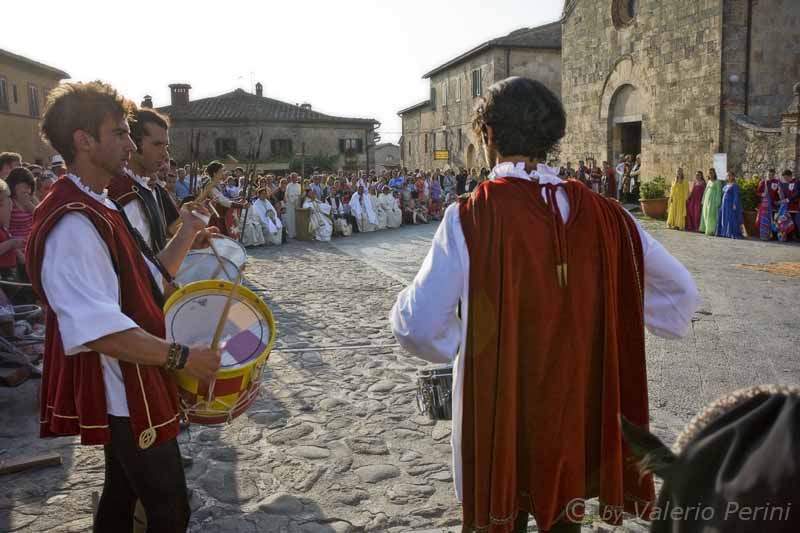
[6,167,35,199]
[472,77,566,161]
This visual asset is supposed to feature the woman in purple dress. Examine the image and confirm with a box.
[716,171,743,239]
[684,171,705,232]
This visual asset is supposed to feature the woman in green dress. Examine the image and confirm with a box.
[699,167,724,235]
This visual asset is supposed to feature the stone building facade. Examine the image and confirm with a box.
[369,142,401,173]
[156,83,378,174]
[0,49,68,164]
[399,22,561,171]
[560,0,800,180]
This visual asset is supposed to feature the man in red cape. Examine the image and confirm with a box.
[27,81,221,532]
[392,77,700,532]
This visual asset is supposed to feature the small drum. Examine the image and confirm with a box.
[164,280,276,425]
[175,235,247,286]
[416,364,453,420]
[175,252,239,286]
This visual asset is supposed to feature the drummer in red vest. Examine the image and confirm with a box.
[27,81,221,532]
[391,77,700,533]
[108,107,180,253]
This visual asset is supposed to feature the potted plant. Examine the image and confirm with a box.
[639,177,668,219]
[739,176,760,237]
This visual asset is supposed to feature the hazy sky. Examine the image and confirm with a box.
[6,0,563,143]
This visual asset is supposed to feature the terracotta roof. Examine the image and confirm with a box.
[422,21,561,79]
[0,48,69,79]
[158,88,377,125]
[397,100,431,116]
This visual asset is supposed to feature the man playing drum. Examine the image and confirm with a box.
[108,107,180,253]
[27,81,221,532]
[391,77,700,533]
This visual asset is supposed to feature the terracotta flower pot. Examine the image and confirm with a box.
[639,197,668,220]
[742,210,758,238]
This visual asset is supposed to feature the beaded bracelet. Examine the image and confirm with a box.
[164,342,181,370]
[175,345,190,370]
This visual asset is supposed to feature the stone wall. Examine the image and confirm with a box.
[746,0,800,123]
[0,56,63,163]
[561,0,725,180]
[401,46,561,172]
[168,121,373,172]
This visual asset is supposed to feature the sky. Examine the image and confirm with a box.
[5,0,563,144]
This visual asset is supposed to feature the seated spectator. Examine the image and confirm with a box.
[0,180,33,304]
[6,168,36,249]
[429,178,443,220]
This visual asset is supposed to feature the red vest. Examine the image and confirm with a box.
[26,176,180,449]
[0,227,17,269]
[458,178,653,532]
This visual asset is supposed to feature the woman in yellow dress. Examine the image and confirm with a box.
[666,167,690,230]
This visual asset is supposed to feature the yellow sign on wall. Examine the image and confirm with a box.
[434,150,449,161]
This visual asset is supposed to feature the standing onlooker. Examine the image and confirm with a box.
[50,154,67,178]
[685,171,706,232]
[35,171,56,204]
[716,171,743,239]
[666,168,689,230]
[700,167,723,236]
[6,167,36,248]
[174,168,191,201]
[455,169,467,195]
[0,152,22,180]
[466,168,479,192]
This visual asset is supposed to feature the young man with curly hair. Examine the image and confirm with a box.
[391,77,700,533]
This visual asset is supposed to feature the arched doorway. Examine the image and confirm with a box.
[466,144,477,170]
[608,84,643,164]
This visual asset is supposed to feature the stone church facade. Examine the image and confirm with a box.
[560,0,800,180]
[399,22,561,171]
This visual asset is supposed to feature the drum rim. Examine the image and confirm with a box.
[194,236,247,266]
[164,280,277,378]
[176,254,240,283]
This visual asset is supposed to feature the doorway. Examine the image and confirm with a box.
[619,121,641,160]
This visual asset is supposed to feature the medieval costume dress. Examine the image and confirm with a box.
[284,181,302,238]
[238,205,266,247]
[370,188,388,230]
[391,162,700,533]
[775,180,798,242]
[715,181,743,239]
[253,198,283,246]
[756,178,780,240]
[684,178,706,232]
[302,198,333,242]
[666,177,690,230]
[349,191,378,232]
[379,191,402,228]
[699,178,724,236]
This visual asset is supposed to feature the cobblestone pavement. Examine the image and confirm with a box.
[1,219,798,532]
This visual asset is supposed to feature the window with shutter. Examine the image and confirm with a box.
[0,78,7,111]
[430,87,437,109]
[424,134,428,153]
[472,69,482,97]
[341,139,363,155]
[456,77,461,103]
[216,138,237,157]
[442,81,448,107]
[28,84,40,117]
[271,139,292,157]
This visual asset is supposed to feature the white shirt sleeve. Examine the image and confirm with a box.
[123,198,153,249]
[390,203,464,363]
[41,212,140,355]
[211,187,233,207]
[633,219,701,339]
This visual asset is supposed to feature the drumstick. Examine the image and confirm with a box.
[206,270,243,403]
[208,238,233,280]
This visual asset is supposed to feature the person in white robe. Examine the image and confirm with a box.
[284,174,302,239]
[302,190,333,242]
[237,199,265,247]
[378,186,402,228]
[349,186,378,232]
[253,189,283,245]
[369,186,387,230]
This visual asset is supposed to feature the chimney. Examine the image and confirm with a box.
[168,83,192,106]
[255,82,263,97]
[300,102,312,110]
[141,95,153,108]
